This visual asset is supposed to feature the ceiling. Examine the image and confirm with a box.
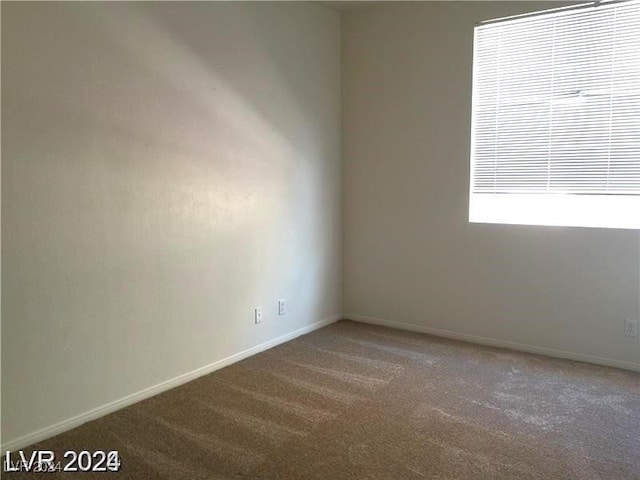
[315,1,382,12]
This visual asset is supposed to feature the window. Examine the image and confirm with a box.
[469,0,640,229]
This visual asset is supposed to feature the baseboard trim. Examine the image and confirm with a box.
[2,314,341,453]
[346,313,640,373]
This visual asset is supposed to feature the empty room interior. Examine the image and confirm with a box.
[2,0,640,478]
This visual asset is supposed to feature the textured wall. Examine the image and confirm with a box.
[343,1,640,368]
[2,1,342,444]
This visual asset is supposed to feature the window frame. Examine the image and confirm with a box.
[468,0,640,230]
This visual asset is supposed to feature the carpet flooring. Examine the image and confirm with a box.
[6,320,640,479]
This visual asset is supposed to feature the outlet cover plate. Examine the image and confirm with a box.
[624,319,638,337]
[278,299,287,316]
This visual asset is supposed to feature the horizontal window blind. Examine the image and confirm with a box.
[469,0,640,229]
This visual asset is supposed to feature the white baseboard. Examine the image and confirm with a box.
[2,315,341,454]
[346,313,640,373]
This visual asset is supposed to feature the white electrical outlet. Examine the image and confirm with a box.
[255,307,263,324]
[278,299,287,316]
[624,319,638,337]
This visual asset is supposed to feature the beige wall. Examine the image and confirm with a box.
[2,2,342,445]
[343,2,640,368]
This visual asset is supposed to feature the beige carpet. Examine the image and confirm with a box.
[6,320,640,479]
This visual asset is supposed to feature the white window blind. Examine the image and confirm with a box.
[470,0,640,229]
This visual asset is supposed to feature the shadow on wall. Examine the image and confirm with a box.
[4,1,334,317]
[2,1,340,443]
